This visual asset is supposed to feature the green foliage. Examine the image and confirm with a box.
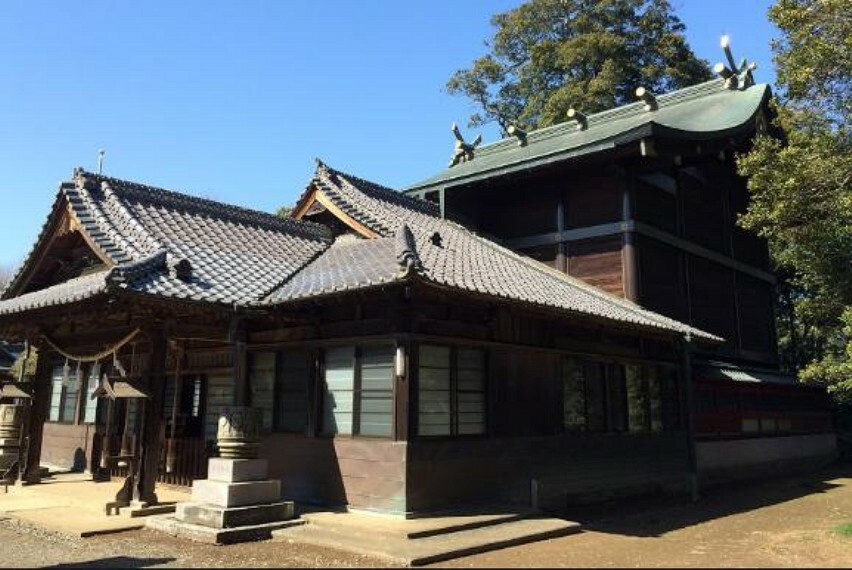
[834,522,852,537]
[276,205,294,218]
[737,0,852,401]
[446,0,712,131]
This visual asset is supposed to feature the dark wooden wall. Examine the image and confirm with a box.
[439,151,777,365]
[568,236,624,297]
[407,432,688,513]
[262,435,407,514]
[40,422,98,471]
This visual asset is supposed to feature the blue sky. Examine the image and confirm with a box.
[0,0,776,269]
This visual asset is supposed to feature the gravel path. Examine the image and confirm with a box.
[2,464,852,568]
[0,517,393,568]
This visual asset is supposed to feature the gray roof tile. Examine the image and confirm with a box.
[1,160,719,343]
[275,162,721,342]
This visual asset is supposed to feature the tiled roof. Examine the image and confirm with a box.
[405,79,771,193]
[0,169,333,313]
[0,270,110,316]
[0,164,719,342]
[276,162,721,342]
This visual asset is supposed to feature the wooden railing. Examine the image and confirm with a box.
[158,437,211,487]
[106,434,211,488]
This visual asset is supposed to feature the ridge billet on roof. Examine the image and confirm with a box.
[302,160,440,218]
[77,169,332,242]
[65,175,147,264]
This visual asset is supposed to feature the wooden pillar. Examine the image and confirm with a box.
[679,336,699,502]
[134,326,167,505]
[556,192,567,273]
[230,316,249,407]
[395,342,411,441]
[20,343,51,484]
[621,168,640,302]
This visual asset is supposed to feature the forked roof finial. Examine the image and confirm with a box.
[714,35,757,90]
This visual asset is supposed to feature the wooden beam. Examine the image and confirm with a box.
[506,222,627,249]
[505,221,775,284]
[313,191,380,238]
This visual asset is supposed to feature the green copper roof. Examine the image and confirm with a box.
[405,79,771,194]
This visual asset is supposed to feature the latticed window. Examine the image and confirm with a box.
[562,357,679,434]
[321,345,395,438]
[417,344,486,437]
[48,364,79,424]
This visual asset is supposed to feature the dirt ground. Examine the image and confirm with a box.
[1,464,852,568]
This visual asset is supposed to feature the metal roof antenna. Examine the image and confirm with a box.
[97,149,105,174]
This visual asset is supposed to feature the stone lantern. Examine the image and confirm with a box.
[151,406,299,543]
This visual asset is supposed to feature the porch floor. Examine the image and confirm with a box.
[0,472,190,538]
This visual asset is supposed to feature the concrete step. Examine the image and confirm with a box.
[273,516,581,566]
[302,508,537,540]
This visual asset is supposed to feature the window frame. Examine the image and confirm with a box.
[561,357,680,435]
[415,343,488,439]
[49,363,82,425]
[319,343,396,439]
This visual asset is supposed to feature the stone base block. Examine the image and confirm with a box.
[191,479,281,508]
[207,458,268,483]
[176,501,294,529]
[148,514,304,545]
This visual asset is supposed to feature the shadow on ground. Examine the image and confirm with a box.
[561,461,852,538]
[42,557,175,569]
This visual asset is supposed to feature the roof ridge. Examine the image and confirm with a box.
[76,169,332,243]
[395,224,421,276]
[100,179,165,256]
[67,175,144,263]
[474,78,733,158]
[320,163,440,217]
[106,249,168,286]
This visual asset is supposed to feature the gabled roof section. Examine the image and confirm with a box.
[293,159,440,237]
[273,161,721,343]
[0,169,334,315]
[406,79,771,193]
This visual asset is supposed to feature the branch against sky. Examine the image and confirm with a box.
[445,0,712,131]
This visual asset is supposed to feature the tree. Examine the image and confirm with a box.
[446,0,712,131]
[737,0,852,401]
[276,205,294,219]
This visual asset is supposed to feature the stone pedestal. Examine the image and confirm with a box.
[148,407,301,544]
[0,405,26,475]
